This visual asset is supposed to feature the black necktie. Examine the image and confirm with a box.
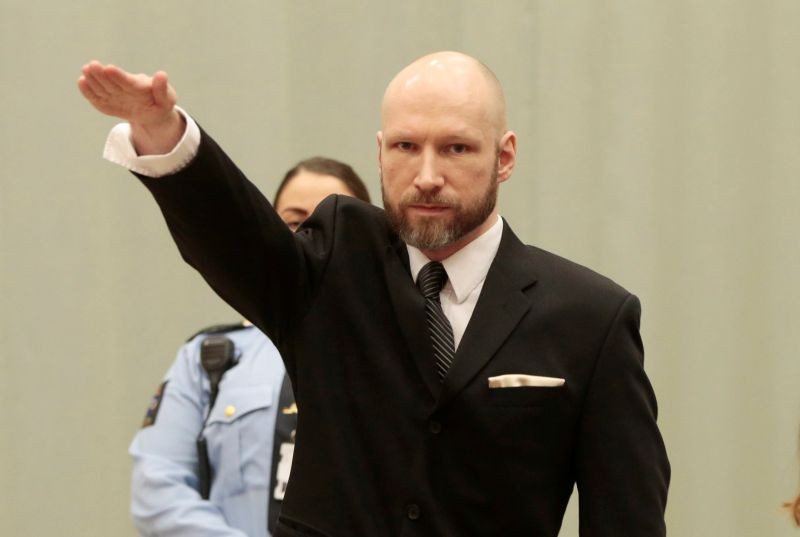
[417,261,456,381]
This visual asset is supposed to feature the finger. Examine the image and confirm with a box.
[82,71,111,98]
[87,67,121,95]
[77,76,102,102]
[152,71,174,108]
[82,60,103,74]
[98,64,126,93]
[82,61,113,92]
[104,64,144,93]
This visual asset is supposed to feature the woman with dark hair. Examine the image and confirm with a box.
[276,156,370,214]
[273,156,370,231]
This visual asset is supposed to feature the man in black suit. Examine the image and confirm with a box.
[79,51,669,536]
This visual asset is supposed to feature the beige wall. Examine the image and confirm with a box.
[1,1,799,535]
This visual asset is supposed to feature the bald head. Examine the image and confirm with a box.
[381,51,508,141]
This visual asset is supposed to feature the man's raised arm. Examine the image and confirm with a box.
[77,61,185,156]
[76,60,327,352]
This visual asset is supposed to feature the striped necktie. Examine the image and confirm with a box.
[417,261,456,381]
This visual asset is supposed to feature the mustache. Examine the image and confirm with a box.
[399,191,460,208]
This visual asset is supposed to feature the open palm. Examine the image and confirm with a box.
[78,61,176,126]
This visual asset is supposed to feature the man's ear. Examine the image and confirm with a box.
[496,130,517,182]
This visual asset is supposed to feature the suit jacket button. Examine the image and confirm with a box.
[407,504,421,520]
[428,420,442,434]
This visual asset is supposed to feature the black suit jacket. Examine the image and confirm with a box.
[138,130,669,536]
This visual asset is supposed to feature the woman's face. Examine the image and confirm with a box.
[275,171,355,231]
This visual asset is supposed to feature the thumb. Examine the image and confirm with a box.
[152,71,176,109]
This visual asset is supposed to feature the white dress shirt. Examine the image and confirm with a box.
[406,216,503,350]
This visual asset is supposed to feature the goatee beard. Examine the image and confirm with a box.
[382,172,498,251]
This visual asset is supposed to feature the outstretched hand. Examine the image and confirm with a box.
[78,61,185,155]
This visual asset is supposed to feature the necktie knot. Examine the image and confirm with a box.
[417,261,448,299]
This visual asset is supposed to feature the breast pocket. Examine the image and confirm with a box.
[487,385,566,407]
[480,386,571,452]
[205,385,274,496]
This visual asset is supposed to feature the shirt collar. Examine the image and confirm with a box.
[407,215,503,304]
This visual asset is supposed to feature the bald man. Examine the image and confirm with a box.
[79,52,669,537]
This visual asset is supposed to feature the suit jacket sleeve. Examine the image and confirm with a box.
[134,128,335,376]
[576,293,670,536]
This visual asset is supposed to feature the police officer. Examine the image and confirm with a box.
[129,157,371,537]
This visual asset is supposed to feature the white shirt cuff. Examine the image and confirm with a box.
[102,106,200,178]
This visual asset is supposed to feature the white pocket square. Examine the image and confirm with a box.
[488,374,566,388]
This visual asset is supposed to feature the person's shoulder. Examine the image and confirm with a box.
[184,321,281,382]
[306,194,395,252]
[162,323,255,390]
[502,221,630,298]
[298,195,389,239]
[511,241,636,320]
[319,194,384,222]
[532,245,627,290]
[184,320,254,343]
[185,321,274,360]
[173,321,272,377]
[334,194,382,215]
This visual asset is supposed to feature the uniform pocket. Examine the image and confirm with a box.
[205,385,275,496]
[207,385,274,424]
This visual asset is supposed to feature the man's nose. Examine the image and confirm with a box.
[413,149,444,190]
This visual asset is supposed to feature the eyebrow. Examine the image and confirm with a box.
[278,207,309,218]
[385,130,483,142]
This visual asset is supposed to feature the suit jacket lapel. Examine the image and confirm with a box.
[383,241,441,398]
[437,222,538,408]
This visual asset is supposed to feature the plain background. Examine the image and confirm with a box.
[1,1,799,535]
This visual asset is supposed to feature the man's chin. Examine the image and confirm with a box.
[405,220,451,239]
[401,223,458,250]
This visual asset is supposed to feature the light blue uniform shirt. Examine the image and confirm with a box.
[129,325,286,537]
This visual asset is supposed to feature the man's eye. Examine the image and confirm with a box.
[397,142,415,151]
[449,144,468,154]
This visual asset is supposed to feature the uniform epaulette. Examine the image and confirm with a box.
[186,320,252,342]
